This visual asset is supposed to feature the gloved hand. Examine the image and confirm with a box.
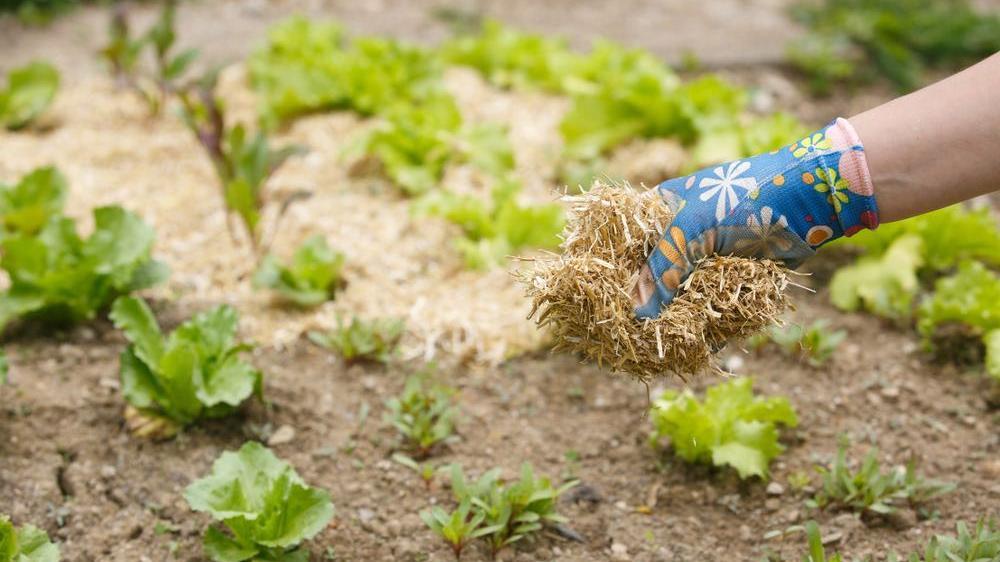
[633,117,879,319]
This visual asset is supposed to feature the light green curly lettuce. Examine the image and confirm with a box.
[0,515,60,562]
[0,61,59,131]
[253,235,345,307]
[183,442,334,562]
[0,167,67,239]
[110,297,263,436]
[0,206,168,333]
[649,377,798,479]
[829,234,923,319]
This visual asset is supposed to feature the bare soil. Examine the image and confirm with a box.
[1,2,999,562]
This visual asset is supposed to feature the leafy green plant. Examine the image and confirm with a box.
[788,0,1000,93]
[801,520,847,562]
[253,236,345,307]
[307,316,404,364]
[765,320,847,367]
[180,71,306,256]
[183,441,335,562]
[356,96,462,196]
[649,376,798,479]
[917,261,1000,375]
[0,166,67,239]
[109,296,263,439]
[0,514,59,562]
[912,519,1000,562]
[99,0,198,114]
[441,19,576,93]
[420,499,494,561]
[249,17,448,127]
[415,181,564,269]
[0,205,168,334]
[0,61,59,130]
[384,371,458,458]
[449,463,578,559]
[829,234,923,320]
[809,440,954,516]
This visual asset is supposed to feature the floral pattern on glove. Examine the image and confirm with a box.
[636,117,879,319]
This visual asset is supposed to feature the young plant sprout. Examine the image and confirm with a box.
[763,320,846,367]
[446,463,578,560]
[307,316,404,364]
[391,453,441,490]
[99,0,198,115]
[420,499,495,561]
[179,71,307,258]
[808,439,954,517]
[253,235,346,307]
[384,370,458,459]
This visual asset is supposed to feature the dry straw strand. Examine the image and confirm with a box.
[517,181,789,382]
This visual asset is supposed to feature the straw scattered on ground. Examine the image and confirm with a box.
[518,182,790,382]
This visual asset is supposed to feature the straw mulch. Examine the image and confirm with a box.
[518,183,790,382]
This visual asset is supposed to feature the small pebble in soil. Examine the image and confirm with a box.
[610,542,629,561]
[765,482,784,496]
[267,425,295,446]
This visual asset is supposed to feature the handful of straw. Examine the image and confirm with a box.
[518,182,790,382]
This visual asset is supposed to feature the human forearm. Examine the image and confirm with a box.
[850,52,1000,223]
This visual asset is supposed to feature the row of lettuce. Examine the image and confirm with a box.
[829,204,1000,383]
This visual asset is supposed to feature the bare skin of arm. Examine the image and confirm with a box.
[851,52,1000,223]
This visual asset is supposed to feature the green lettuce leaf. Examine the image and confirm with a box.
[111,297,262,429]
[829,234,923,319]
[0,206,167,333]
[650,377,797,479]
[184,442,334,561]
[0,61,59,130]
[253,236,345,307]
[986,330,1000,382]
[0,167,67,239]
[0,515,59,562]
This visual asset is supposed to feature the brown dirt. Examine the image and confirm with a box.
[2,3,999,562]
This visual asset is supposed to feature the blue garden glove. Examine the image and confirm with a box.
[634,117,880,319]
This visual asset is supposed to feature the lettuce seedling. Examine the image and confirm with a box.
[809,440,954,516]
[253,236,345,307]
[829,234,923,320]
[765,320,846,367]
[0,206,168,334]
[421,499,494,561]
[357,96,462,196]
[450,463,577,559]
[0,514,60,562]
[307,316,404,364]
[917,262,1000,374]
[110,296,263,439]
[0,61,59,130]
[184,442,335,562]
[0,166,67,239]
[415,180,564,270]
[384,372,458,458]
[180,72,306,256]
[649,377,798,479]
[441,19,577,93]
